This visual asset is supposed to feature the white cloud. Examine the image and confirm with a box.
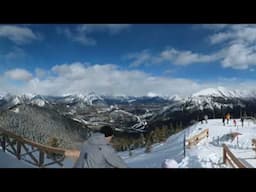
[0,63,202,96]
[57,28,96,46]
[126,25,256,70]
[127,50,152,67]
[3,63,256,97]
[35,68,47,79]
[126,48,219,67]
[159,48,219,65]
[52,62,90,80]
[58,24,131,46]
[221,43,256,69]
[210,31,234,44]
[0,76,21,95]
[201,24,229,31]
[209,26,256,45]
[0,25,39,44]
[203,25,256,70]
[4,47,26,60]
[78,24,131,34]
[5,68,33,81]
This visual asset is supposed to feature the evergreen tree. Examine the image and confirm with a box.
[145,143,152,153]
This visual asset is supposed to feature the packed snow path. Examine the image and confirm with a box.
[0,150,32,168]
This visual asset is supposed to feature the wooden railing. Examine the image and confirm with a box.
[0,128,80,168]
[252,139,256,153]
[187,128,209,147]
[241,116,256,124]
[222,144,246,168]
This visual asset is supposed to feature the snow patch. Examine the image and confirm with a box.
[161,159,179,168]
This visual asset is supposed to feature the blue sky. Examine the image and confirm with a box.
[1,24,256,96]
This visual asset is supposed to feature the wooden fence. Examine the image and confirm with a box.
[252,139,256,153]
[187,128,209,147]
[0,127,80,168]
[222,144,246,168]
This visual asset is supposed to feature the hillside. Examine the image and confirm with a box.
[0,104,88,149]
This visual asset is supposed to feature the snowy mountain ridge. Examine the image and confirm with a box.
[1,86,256,108]
[192,86,256,99]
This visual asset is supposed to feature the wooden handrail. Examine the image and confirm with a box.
[252,138,256,145]
[0,127,65,154]
[0,127,80,159]
[187,128,209,147]
[222,144,246,168]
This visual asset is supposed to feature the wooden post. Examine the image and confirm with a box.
[223,145,226,164]
[39,151,45,167]
[2,135,6,152]
[17,141,21,160]
[183,132,186,158]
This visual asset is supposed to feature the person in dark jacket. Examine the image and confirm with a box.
[73,126,128,168]
[222,116,225,126]
[241,117,244,128]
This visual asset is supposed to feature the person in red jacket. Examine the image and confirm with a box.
[233,119,237,127]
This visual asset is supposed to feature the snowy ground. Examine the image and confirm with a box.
[1,118,256,168]
[0,150,32,168]
[120,119,256,168]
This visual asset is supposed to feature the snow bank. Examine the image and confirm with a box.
[161,159,178,168]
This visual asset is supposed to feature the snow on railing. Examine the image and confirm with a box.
[186,128,209,148]
[222,144,246,168]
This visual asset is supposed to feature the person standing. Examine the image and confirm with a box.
[241,117,244,128]
[233,119,237,127]
[73,126,128,168]
[204,115,208,124]
[226,113,230,125]
[222,116,225,126]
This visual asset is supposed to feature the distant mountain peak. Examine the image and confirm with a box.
[168,94,182,101]
[192,87,243,98]
[147,92,159,97]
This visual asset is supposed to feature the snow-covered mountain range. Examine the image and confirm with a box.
[192,86,256,98]
[1,87,256,135]
[1,87,256,159]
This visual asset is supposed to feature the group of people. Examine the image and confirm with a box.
[222,113,231,126]
[222,113,244,127]
[200,115,208,124]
